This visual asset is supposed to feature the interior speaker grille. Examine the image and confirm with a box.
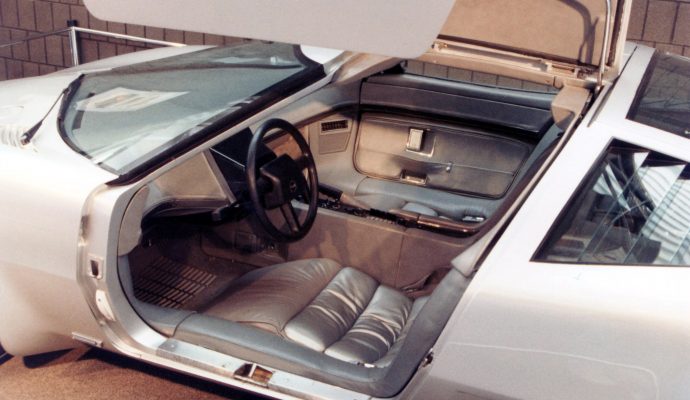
[321,119,349,132]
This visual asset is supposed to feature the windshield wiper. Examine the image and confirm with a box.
[21,74,84,146]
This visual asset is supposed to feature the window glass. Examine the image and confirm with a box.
[535,140,690,265]
[60,42,321,175]
[628,52,690,138]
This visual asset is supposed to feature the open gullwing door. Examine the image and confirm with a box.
[85,0,631,86]
[83,0,456,59]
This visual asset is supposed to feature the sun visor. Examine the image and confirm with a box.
[84,0,455,59]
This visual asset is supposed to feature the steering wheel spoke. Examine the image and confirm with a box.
[280,202,302,233]
[299,183,312,202]
[294,155,311,171]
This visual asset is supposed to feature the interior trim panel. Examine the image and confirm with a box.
[362,74,555,134]
[354,113,532,199]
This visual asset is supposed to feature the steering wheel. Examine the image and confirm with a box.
[246,118,319,242]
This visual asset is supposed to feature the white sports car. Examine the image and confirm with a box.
[2,1,690,399]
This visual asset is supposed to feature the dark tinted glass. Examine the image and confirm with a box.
[628,52,690,138]
[536,141,690,265]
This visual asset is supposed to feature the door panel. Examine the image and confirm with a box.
[354,113,532,199]
[84,0,455,59]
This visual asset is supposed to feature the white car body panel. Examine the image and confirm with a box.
[0,104,116,354]
[83,0,456,59]
[0,74,77,147]
[405,45,690,400]
[0,22,688,398]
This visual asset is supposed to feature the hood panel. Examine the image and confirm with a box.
[441,0,628,70]
[84,0,455,59]
[0,74,80,148]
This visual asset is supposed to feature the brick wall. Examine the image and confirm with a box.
[0,0,689,81]
[0,0,239,81]
[629,0,690,56]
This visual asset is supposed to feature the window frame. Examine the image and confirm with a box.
[626,51,690,138]
[531,138,690,267]
[56,43,326,185]
[500,45,690,269]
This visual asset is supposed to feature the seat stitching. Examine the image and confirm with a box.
[278,260,343,327]
[323,288,360,314]
[283,268,377,344]
[325,288,414,361]
[305,304,350,328]
[346,328,391,348]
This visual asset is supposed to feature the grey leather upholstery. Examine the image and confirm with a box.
[401,202,438,217]
[172,268,469,397]
[362,74,555,133]
[347,112,537,222]
[348,124,564,221]
[355,178,500,220]
[202,258,424,364]
[355,114,531,199]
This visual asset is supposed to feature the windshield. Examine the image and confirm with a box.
[60,42,323,176]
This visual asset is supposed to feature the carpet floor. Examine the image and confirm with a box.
[0,347,266,400]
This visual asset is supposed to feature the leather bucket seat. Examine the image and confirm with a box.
[202,258,427,365]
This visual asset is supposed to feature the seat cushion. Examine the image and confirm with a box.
[203,258,424,364]
[203,258,342,334]
[322,285,412,363]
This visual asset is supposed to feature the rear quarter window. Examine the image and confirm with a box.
[628,52,690,138]
[535,140,690,266]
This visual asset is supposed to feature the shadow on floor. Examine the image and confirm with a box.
[0,346,10,367]
[84,348,269,399]
[3,347,270,400]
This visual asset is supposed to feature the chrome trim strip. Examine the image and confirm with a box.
[598,0,613,89]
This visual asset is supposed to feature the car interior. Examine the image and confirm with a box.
[114,60,567,396]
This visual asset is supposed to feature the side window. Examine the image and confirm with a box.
[627,52,690,138]
[535,140,690,265]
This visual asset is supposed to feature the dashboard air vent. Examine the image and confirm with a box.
[321,119,349,133]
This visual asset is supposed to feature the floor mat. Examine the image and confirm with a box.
[133,257,221,309]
